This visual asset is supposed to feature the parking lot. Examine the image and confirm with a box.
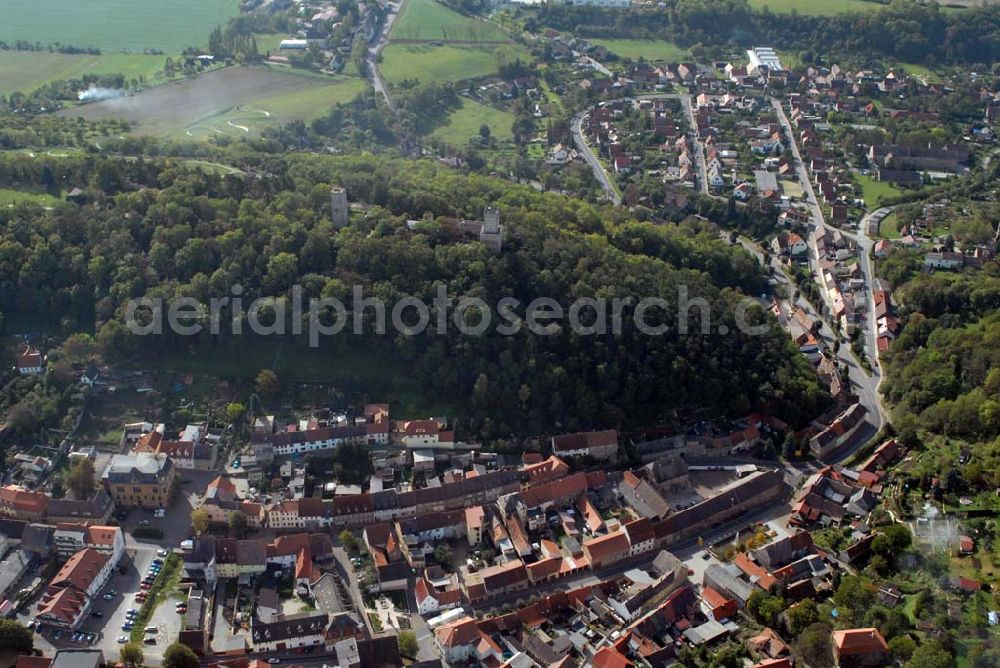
[17,472,215,665]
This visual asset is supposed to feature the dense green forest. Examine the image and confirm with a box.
[534,0,1000,67]
[880,270,1000,488]
[0,151,829,438]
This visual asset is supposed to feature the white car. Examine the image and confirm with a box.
[117,636,128,644]
[156,548,168,556]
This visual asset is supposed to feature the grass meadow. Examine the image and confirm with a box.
[0,0,239,52]
[431,97,514,146]
[590,39,688,62]
[748,0,883,14]
[381,43,530,86]
[390,0,507,42]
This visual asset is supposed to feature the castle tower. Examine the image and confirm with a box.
[330,186,349,229]
[479,206,503,253]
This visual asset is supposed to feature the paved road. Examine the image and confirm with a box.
[570,112,621,205]
[769,96,887,440]
[367,0,403,111]
[571,93,707,205]
[676,93,709,195]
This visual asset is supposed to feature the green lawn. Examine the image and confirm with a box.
[390,0,507,42]
[590,39,688,62]
[0,51,167,96]
[856,174,903,208]
[0,188,60,206]
[895,61,943,83]
[0,0,239,52]
[380,44,530,86]
[431,97,514,145]
[879,211,901,239]
[748,0,884,14]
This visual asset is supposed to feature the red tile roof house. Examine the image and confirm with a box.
[15,346,45,375]
[959,535,975,555]
[414,577,462,615]
[551,429,619,460]
[748,627,790,660]
[433,616,502,665]
[832,628,889,667]
[0,485,48,521]
[583,529,632,569]
[36,548,117,629]
[752,660,792,668]
[701,586,738,621]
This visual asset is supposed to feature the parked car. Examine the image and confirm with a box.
[92,612,103,618]
[156,549,168,557]
[117,636,128,644]
[143,637,156,645]
[138,519,150,526]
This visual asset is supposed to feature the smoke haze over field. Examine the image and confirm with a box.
[78,86,124,102]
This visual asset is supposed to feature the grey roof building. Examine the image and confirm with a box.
[102,453,173,484]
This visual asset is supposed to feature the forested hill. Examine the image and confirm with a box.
[0,152,829,438]
[534,0,1000,66]
[880,268,1000,490]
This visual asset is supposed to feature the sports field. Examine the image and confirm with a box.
[0,52,167,97]
[590,39,688,62]
[431,97,514,145]
[60,66,366,138]
[381,44,530,85]
[390,0,507,42]
[748,0,881,15]
[0,0,239,52]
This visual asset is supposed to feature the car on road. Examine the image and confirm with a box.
[117,636,128,644]
[156,549,168,557]
[92,612,103,618]
[267,660,280,664]
[138,519,151,526]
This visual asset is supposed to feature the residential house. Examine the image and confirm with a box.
[251,612,329,652]
[550,430,619,460]
[831,628,889,667]
[0,485,48,521]
[36,548,117,629]
[16,347,45,375]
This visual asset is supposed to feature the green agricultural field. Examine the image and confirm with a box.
[0,0,239,52]
[381,44,529,85]
[748,0,881,15]
[0,51,167,97]
[390,0,507,42]
[60,66,366,138]
[590,39,688,62]
[431,97,514,145]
